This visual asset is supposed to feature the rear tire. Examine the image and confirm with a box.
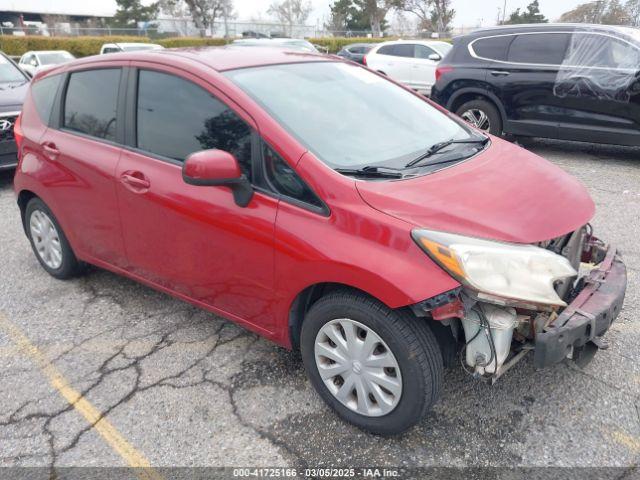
[25,198,82,279]
[456,99,503,137]
[300,290,443,435]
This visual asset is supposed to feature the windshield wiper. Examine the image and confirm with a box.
[335,166,404,179]
[405,137,489,168]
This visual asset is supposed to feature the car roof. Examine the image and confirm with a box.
[466,23,638,37]
[343,43,375,48]
[375,39,449,45]
[64,45,333,72]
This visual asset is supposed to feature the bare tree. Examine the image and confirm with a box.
[267,0,312,36]
[402,0,454,32]
[402,0,432,30]
[184,0,234,36]
[430,0,454,32]
[560,0,608,23]
[360,0,405,36]
[628,0,640,26]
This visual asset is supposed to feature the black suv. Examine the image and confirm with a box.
[0,51,28,169]
[432,24,640,146]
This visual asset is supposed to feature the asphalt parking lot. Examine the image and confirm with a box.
[0,139,639,473]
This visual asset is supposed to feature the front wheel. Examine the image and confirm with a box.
[456,99,503,137]
[300,291,443,435]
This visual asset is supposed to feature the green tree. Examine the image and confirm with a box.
[504,0,548,24]
[110,0,159,28]
[326,0,390,33]
[355,0,404,36]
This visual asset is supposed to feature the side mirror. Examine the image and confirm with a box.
[182,149,253,207]
[428,53,442,61]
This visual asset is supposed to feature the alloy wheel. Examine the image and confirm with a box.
[29,210,63,270]
[314,318,402,417]
[460,108,491,131]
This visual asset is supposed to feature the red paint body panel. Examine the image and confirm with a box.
[14,49,595,350]
[356,137,595,244]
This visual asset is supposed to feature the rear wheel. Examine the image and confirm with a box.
[300,291,443,435]
[456,99,503,137]
[25,198,82,279]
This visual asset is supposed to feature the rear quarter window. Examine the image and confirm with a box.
[31,74,62,125]
[472,35,514,61]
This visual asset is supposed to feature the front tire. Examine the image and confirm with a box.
[456,99,503,137]
[300,291,443,435]
[25,197,82,279]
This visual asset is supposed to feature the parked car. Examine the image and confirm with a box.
[0,51,29,170]
[100,43,164,54]
[432,24,640,144]
[364,40,452,95]
[336,43,375,64]
[18,50,75,77]
[13,48,626,435]
[231,38,319,53]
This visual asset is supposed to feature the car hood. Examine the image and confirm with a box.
[0,81,28,111]
[356,138,595,244]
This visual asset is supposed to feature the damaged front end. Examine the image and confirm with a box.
[411,227,627,382]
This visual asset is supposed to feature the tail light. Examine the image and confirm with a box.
[13,113,23,156]
[435,65,454,83]
[362,55,367,66]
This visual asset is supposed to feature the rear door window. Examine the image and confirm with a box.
[135,69,253,178]
[507,33,570,65]
[63,68,121,141]
[377,45,396,56]
[393,44,415,58]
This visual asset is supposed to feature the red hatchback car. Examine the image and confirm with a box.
[13,48,626,435]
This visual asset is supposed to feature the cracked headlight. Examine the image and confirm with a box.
[412,229,577,307]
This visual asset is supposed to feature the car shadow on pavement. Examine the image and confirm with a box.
[0,169,14,190]
[516,137,640,164]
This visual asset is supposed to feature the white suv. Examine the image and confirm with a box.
[364,40,452,95]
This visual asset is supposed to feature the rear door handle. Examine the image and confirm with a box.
[41,142,60,161]
[490,70,510,76]
[120,171,150,191]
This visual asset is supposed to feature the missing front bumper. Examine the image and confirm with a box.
[533,246,626,368]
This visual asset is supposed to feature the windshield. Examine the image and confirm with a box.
[122,44,160,51]
[233,40,317,52]
[0,56,27,83]
[38,52,74,65]
[225,62,471,169]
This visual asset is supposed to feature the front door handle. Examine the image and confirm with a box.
[490,70,510,76]
[41,142,60,161]
[120,171,150,192]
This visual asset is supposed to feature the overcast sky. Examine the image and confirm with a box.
[14,0,587,28]
[233,0,586,27]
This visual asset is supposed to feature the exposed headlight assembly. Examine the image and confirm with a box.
[412,229,577,308]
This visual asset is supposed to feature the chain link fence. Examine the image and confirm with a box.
[1,19,473,40]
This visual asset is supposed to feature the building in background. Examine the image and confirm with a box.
[0,0,116,35]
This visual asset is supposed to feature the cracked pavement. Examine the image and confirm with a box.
[0,138,639,471]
